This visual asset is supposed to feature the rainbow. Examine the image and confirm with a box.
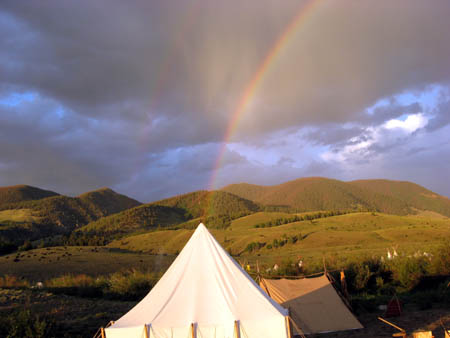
[207,0,321,194]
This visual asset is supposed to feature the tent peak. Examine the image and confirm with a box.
[195,223,207,232]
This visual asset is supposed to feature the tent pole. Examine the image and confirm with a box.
[144,324,149,338]
[234,320,240,338]
[285,316,292,338]
[101,327,106,338]
[191,322,196,338]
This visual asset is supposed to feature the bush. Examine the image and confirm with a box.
[431,242,450,275]
[0,309,55,338]
[46,274,103,297]
[0,275,29,288]
[18,240,33,252]
[389,257,429,291]
[345,258,391,293]
[107,269,157,300]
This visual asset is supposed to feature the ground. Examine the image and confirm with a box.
[308,306,450,338]
[0,288,448,338]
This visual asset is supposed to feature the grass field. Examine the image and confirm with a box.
[0,287,448,338]
[1,212,448,281]
[0,208,41,223]
[0,247,174,281]
[106,212,450,271]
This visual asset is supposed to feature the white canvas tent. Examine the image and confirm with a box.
[104,224,291,338]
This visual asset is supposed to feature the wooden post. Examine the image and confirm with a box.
[144,324,149,338]
[285,316,292,338]
[234,320,240,338]
[101,327,106,338]
[191,322,196,338]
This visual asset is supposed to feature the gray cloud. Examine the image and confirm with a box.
[1,1,450,200]
[426,98,450,132]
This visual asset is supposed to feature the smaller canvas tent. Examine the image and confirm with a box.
[260,275,363,334]
[104,224,291,338]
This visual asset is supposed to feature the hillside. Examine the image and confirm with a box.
[350,179,450,217]
[77,204,187,237]
[222,177,450,216]
[0,187,142,243]
[107,212,450,263]
[77,190,261,238]
[150,190,260,218]
[77,188,141,216]
[0,185,59,206]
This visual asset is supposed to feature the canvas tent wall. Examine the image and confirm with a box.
[104,224,291,338]
[260,275,363,334]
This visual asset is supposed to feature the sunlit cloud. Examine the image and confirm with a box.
[384,113,428,133]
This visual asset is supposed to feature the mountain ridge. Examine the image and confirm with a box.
[0,185,59,206]
[222,177,450,217]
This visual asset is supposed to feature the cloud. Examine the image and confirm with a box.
[426,97,450,132]
[384,114,428,133]
[0,1,450,199]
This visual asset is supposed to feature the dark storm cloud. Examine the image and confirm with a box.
[1,0,450,199]
[305,126,364,147]
[426,98,450,132]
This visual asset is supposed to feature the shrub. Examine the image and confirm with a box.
[46,274,96,288]
[0,275,29,288]
[18,240,33,252]
[0,309,55,338]
[45,274,103,297]
[107,269,157,300]
[389,257,429,291]
[345,258,391,293]
[431,242,450,275]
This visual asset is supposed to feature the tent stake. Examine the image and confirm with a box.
[234,320,241,338]
[101,327,106,338]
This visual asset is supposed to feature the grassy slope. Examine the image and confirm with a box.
[222,177,450,216]
[350,179,450,217]
[228,211,294,230]
[150,190,260,218]
[0,188,142,242]
[0,185,59,205]
[77,187,141,217]
[0,209,41,223]
[0,246,174,281]
[78,204,187,236]
[107,212,450,268]
[78,191,260,237]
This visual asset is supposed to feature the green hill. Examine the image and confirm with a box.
[77,188,141,217]
[107,212,450,267]
[78,204,187,237]
[222,177,449,216]
[77,190,261,239]
[0,185,59,205]
[150,190,260,219]
[350,179,450,217]
[0,188,142,243]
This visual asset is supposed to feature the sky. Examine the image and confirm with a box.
[1,0,450,202]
